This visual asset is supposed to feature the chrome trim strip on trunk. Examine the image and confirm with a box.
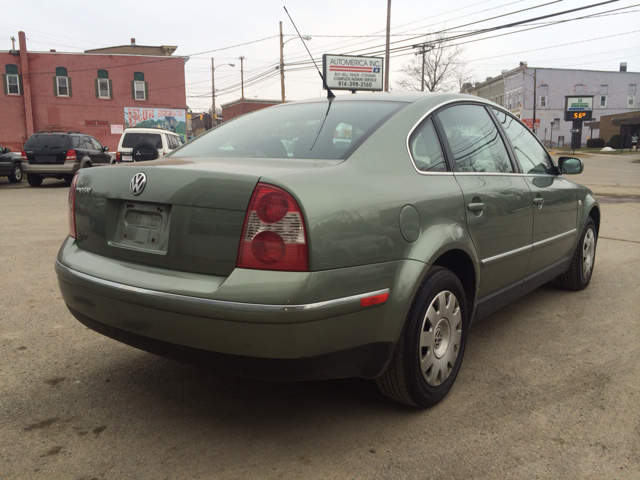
[55,260,390,313]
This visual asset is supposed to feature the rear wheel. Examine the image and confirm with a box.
[27,174,43,187]
[376,267,468,408]
[556,217,597,290]
[8,164,22,183]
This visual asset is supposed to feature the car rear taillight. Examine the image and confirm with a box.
[237,183,309,271]
[21,149,27,161]
[68,174,78,239]
[65,149,77,162]
[116,151,121,163]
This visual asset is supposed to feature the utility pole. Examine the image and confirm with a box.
[413,43,432,92]
[240,56,245,114]
[211,58,216,125]
[532,68,537,135]
[280,22,285,103]
[384,0,391,92]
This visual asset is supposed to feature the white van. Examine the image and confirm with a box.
[115,127,184,163]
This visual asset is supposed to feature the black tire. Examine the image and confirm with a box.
[131,141,159,162]
[8,163,23,183]
[26,174,43,187]
[556,217,597,291]
[376,267,469,408]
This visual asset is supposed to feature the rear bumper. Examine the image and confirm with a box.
[67,306,394,381]
[55,238,425,380]
[23,162,79,175]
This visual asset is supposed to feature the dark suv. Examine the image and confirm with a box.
[21,132,112,186]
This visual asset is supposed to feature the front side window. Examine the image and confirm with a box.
[437,104,513,173]
[492,108,554,175]
[409,118,447,172]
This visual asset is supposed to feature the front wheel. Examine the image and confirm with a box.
[27,174,43,187]
[8,163,23,183]
[376,267,469,408]
[556,217,597,290]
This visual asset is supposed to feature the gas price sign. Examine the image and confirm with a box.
[323,54,384,92]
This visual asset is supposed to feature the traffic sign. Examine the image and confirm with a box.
[570,128,580,133]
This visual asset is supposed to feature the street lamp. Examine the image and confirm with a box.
[521,64,538,135]
[212,58,235,126]
[280,21,311,103]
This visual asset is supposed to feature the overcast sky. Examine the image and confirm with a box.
[2,0,639,112]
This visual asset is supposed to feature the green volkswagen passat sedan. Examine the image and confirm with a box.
[56,92,599,407]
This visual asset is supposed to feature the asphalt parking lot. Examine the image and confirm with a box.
[1,154,639,479]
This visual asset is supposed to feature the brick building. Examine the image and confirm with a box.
[221,98,282,122]
[0,32,187,152]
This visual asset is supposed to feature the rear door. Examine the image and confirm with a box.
[435,103,533,301]
[491,108,578,276]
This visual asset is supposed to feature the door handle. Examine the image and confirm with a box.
[467,202,485,212]
[533,197,544,207]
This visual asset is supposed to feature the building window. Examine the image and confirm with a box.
[54,66,71,97]
[629,95,636,108]
[599,95,607,107]
[3,64,22,95]
[95,70,112,99]
[132,72,147,101]
[540,96,547,107]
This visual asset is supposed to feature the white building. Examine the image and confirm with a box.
[468,63,640,147]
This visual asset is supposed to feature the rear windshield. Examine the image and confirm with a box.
[24,134,70,149]
[122,132,162,149]
[170,100,406,160]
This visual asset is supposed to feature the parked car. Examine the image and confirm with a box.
[21,132,112,186]
[114,127,183,163]
[0,146,23,183]
[56,92,599,407]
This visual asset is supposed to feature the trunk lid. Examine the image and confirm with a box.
[73,156,337,276]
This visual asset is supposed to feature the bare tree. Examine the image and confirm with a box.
[396,32,471,93]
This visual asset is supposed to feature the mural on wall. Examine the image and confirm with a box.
[124,108,187,141]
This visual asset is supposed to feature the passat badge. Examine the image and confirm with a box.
[75,187,92,195]
[130,172,147,196]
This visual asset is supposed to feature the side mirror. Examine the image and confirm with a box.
[103,146,109,152]
[2,147,9,153]
[558,156,583,175]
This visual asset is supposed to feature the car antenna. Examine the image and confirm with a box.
[283,6,335,100]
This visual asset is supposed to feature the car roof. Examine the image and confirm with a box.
[124,127,178,135]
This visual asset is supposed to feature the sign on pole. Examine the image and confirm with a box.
[564,96,594,121]
[322,54,384,92]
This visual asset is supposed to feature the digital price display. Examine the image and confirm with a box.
[564,110,592,121]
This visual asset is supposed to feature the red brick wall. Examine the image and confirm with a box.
[0,49,186,152]
[222,101,279,122]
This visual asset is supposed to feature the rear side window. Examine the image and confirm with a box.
[122,132,162,149]
[171,100,406,160]
[437,104,513,173]
[409,119,447,172]
[492,108,554,174]
[24,134,70,149]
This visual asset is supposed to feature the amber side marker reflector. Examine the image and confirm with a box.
[361,293,390,307]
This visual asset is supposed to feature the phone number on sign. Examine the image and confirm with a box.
[337,81,374,88]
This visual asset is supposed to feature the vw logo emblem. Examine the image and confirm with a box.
[130,172,147,196]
